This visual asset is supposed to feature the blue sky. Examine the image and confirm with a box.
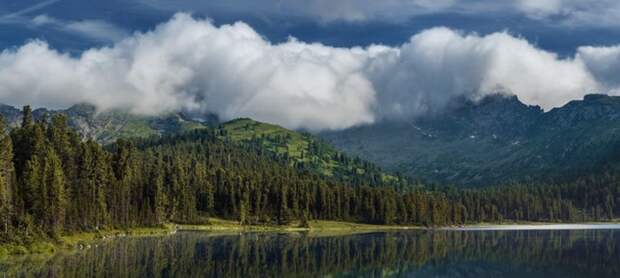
[2,0,620,56]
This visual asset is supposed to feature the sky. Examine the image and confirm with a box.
[1,0,620,130]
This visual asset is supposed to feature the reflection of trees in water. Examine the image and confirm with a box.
[3,230,620,277]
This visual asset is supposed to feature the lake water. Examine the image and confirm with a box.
[3,226,620,277]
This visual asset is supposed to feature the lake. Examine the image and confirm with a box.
[3,226,620,277]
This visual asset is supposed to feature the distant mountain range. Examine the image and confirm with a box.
[321,94,620,186]
[0,103,212,145]
[3,93,620,187]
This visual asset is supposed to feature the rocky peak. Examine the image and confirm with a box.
[544,94,620,127]
[416,93,542,138]
[65,103,97,117]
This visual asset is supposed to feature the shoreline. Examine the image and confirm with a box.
[439,221,620,231]
[0,225,175,259]
[2,219,620,259]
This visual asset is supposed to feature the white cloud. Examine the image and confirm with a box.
[137,0,460,24]
[578,45,620,94]
[290,0,458,22]
[369,27,600,119]
[515,0,563,18]
[0,14,376,130]
[514,0,620,27]
[0,13,617,130]
[32,15,128,42]
[0,0,61,21]
[64,20,129,42]
[31,14,57,25]
[138,0,620,27]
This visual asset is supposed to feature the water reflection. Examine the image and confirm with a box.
[2,229,620,277]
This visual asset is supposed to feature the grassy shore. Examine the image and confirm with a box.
[177,218,422,236]
[0,225,174,259]
[2,218,620,259]
[0,219,423,258]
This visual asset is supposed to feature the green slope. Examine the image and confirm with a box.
[220,118,410,188]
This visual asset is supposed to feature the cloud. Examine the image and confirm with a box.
[286,0,458,23]
[514,0,620,27]
[577,46,620,94]
[138,0,457,23]
[0,14,376,130]
[0,0,61,21]
[138,0,620,27]
[32,15,128,42]
[369,27,600,119]
[0,13,616,130]
[515,0,563,18]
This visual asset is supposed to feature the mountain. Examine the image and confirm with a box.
[321,94,620,186]
[0,103,210,144]
[0,103,21,124]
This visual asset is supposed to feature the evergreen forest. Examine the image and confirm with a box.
[1,106,620,244]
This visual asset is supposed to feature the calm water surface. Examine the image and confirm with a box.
[3,227,620,277]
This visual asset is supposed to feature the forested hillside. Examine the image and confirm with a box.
[220,118,411,189]
[0,104,410,189]
[1,107,620,245]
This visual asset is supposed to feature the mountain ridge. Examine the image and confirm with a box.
[0,103,210,144]
[321,93,620,186]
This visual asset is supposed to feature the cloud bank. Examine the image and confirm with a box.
[0,13,618,130]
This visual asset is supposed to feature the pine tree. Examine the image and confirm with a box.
[11,106,41,182]
[277,185,290,225]
[112,139,134,227]
[48,114,78,228]
[92,144,111,229]
[74,143,93,230]
[23,156,43,224]
[21,105,33,128]
[148,151,167,225]
[42,148,67,238]
[239,182,250,225]
[0,117,15,238]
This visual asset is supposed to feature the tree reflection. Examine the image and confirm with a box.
[3,229,620,277]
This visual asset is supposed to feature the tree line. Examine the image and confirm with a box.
[1,106,619,244]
